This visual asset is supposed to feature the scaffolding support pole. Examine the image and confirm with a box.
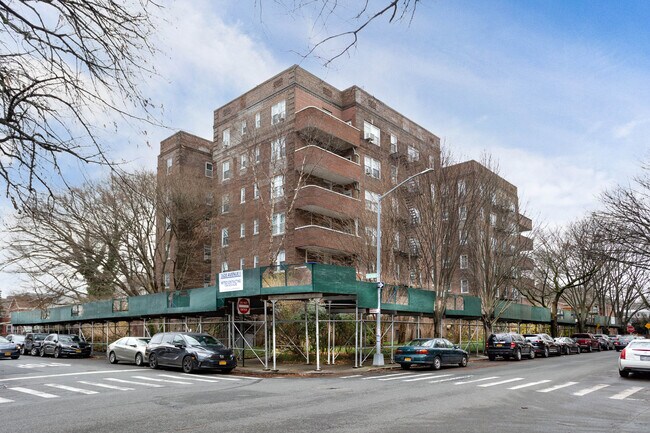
[354,301,359,368]
[272,300,277,371]
[332,311,336,364]
[264,300,269,370]
[417,316,421,338]
[315,298,320,371]
[305,301,309,365]
[390,314,395,363]
[327,301,331,365]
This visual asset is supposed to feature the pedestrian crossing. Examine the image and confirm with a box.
[0,373,252,405]
[342,372,647,401]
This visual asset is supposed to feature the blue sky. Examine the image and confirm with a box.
[3,0,650,292]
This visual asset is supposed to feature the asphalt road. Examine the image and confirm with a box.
[0,350,647,433]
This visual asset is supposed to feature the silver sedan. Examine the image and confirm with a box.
[107,337,150,366]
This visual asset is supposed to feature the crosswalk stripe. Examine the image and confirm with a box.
[379,373,429,381]
[340,375,362,379]
[45,384,98,395]
[508,380,551,390]
[478,378,524,388]
[0,397,14,403]
[362,372,412,380]
[105,378,164,388]
[206,376,241,381]
[537,382,578,393]
[610,387,644,400]
[131,376,192,385]
[9,387,59,399]
[430,375,472,384]
[573,384,609,396]
[455,376,499,385]
[158,374,220,383]
[78,381,133,391]
[403,373,446,382]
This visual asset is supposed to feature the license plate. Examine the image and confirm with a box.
[641,355,650,361]
[496,344,503,347]
[404,357,411,362]
[4,352,10,356]
[219,360,227,365]
[75,349,81,353]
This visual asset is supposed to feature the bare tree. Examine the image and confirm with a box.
[0,0,160,207]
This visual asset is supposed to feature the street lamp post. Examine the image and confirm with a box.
[373,167,435,366]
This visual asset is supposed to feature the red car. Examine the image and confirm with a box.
[571,333,601,353]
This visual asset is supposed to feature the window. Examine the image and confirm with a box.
[490,213,497,227]
[457,180,466,196]
[221,194,230,214]
[276,250,285,265]
[365,190,380,212]
[409,208,420,224]
[271,100,286,124]
[459,229,467,245]
[240,120,247,135]
[390,165,398,184]
[460,279,469,294]
[203,274,211,288]
[255,112,261,128]
[221,228,229,247]
[254,147,261,164]
[164,273,170,289]
[459,206,467,221]
[272,212,285,236]
[240,222,245,238]
[442,209,449,221]
[240,187,246,203]
[222,128,230,147]
[407,145,419,162]
[253,219,259,235]
[365,226,377,246]
[240,258,245,270]
[390,134,397,153]
[205,162,213,178]
[71,304,83,317]
[240,154,248,170]
[363,121,381,145]
[222,161,231,180]
[221,262,229,272]
[203,244,212,261]
[271,137,286,161]
[460,255,468,269]
[253,255,259,268]
[166,157,173,174]
[364,156,381,179]
[253,183,260,199]
[112,298,129,312]
[272,175,284,199]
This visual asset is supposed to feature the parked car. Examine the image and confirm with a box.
[4,334,26,354]
[107,337,150,366]
[486,333,535,361]
[395,338,469,370]
[618,338,650,377]
[593,334,614,351]
[571,333,601,352]
[523,333,561,357]
[615,335,640,352]
[146,332,236,374]
[40,334,92,358]
[554,337,581,355]
[24,332,48,356]
[0,336,20,360]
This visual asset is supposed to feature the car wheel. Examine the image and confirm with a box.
[543,347,549,358]
[53,348,61,359]
[488,354,496,361]
[149,353,159,369]
[619,369,630,378]
[30,347,39,356]
[459,356,468,367]
[182,356,194,374]
[616,348,620,352]
[400,363,411,370]
[514,349,522,361]
[597,345,602,352]
[588,345,593,353]
[135,353,144,367]
[40,347,46,357]
[432,356,442,370]
[528,350,535,360]
[109,351,118,364]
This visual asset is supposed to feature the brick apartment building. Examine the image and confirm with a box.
[156,65,532,296]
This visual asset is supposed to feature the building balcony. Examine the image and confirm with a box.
[519,256,535,271]
[518,214,533,232]
[295,185,361,219]
[519,235,534,251]
[295,145,361,185]
[295,106,360,151]
[294,225,359,256]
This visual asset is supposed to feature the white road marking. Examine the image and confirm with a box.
[573,384,610,396]
[537,382,578,393]
[379,373,429,381]
[45,384,98,395]
[17,362,71,369]
[158,374,220,383]
[340,375,362,379]
[209,376,242,381]
[402,373,444,382]
[478,378,524,388]
[0,369,142,382]
[105,378,163,388]
[9,387,59,399]
[0,397,15,404]
[455,376,499,385]
[78,381,133,391]
[362,372,412,380]
[131,375,191,385]
[508,380,551,390]
[430,375,472,384]
[610,387,644,400]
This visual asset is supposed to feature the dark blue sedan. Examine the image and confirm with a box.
[395,338,468,370]
[0,336,21,360]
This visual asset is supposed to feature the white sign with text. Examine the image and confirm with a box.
[219,270,244,292]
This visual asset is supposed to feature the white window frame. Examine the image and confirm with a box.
[222,161,231,181]
[276,250,286,265]
[166,157,173,174]
[203,273,211,288]
[204,162,213,178]
[240,120,247,135]
[272,175,284,199]
[364,156,381,179]
[460,279,469,294]
[271,100,286,125]
[365,190,380,212]
[240,187,246,204]
[407,145,419,162]
[255,112,261,128]
[254,147,261,164]
[222,128,230,147]
[458,180,467,196]
[240,154,248,170]
[221,262,229,272]
[390,165,398,184]
[164,272,171,289]
[272,212,285,236]
[240,222,245,238]
[490,213,497,227]
[253,255,259,268]
[365,226,377,246]
[240,258,245,270]
[253,219,259,235]
[460,254,468,269]
[221,228,229,247]
[459,206,467,221]
[254,183,260,199]
[390,133,397,153]
[203,244,212,261]
[363,121,381,146]
[271,137,286,161]
[221,194,230,214]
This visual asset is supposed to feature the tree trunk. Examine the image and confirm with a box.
[550,293,562,338]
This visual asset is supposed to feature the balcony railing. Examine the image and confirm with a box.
[294,225,359,255]
[295,106,360,150]
[518,214,533,232]
[295,145,361,185]
[295,185,361,219]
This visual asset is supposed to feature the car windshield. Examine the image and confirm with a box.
[0,336,9,343]
[629,340,650,349]
[34,334,47,340]
[11,335,25,342]
[184,335,223,348]
[404,339,433,347]
[59,335,81,343]
[136,338,150,345]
